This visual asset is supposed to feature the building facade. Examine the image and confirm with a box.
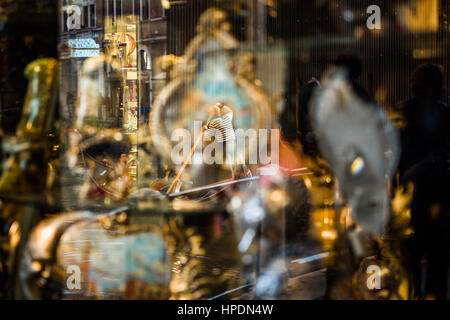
[58,0,167,129]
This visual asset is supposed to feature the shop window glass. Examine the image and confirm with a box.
[150,0,163,19]
[108,0,115,25]
[89,4,95,27]
[134,0,140,18]
[62,12,68,31]
[140,50,151,71]
[142,0,150,21]
[82,5,88,28]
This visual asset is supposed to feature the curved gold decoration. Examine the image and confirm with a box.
[162,216,239,300]
[149,7,275,162]
[0,59,58,195]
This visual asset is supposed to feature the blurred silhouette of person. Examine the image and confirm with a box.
[333,50,375,105]
[298,78,321,158]
[278,80,318,254]
[397,63,450,299]
[279,77,321,159]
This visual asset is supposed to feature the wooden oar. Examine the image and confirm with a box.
[167,114,213,194]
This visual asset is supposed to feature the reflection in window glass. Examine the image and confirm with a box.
[140,50,151,71]
[62,11,68,31]
[108,0,115,25]
[117,0,122,23]
[150,0,163,19]
[142,81,150,108]
[83,6,88,28]
[89,4,95,27]
[142,0,149,21]
[134,0,140,19]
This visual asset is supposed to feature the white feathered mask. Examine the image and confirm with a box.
[311,70,400,235]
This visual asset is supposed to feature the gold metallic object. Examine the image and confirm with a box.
[163,216,239,300]
[0,58,58,299]
[350,183,415,300]
[0,58,58,195]
[66,54,132,202]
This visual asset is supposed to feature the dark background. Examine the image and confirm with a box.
[1,0,450,133]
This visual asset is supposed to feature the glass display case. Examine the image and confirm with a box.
[1,0,449,301]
